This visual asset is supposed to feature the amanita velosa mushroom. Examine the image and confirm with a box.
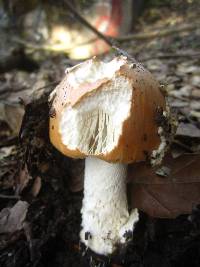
[49,56,167,255]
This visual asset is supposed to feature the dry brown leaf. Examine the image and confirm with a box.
[128,153,200,218]
[0,200,29,234]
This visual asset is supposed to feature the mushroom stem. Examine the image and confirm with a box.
[80,156,138,255]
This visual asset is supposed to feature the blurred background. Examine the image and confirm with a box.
[0,0,141,60]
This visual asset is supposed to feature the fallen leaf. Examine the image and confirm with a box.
[191,75,200,87]
[176,122,200,138]
[15,164,32,195]
[0,102,24,135]
[0,146,15,160]
[4,104,25,135]
[30,176,42,197]
[128,153,200,218]
[0,200,29,234]
[169,85,192,98]
[190,110,200,119]
[190,100,200,110]
[191,89,200,98]
[170,99,188,108]
[177,63,200,75]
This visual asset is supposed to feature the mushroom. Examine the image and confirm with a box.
[49,56,166,255]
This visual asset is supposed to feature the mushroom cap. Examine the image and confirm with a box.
[49,56,166,163]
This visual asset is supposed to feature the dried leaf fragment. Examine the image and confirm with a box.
[0,200,29,234]
[128,153,200,218]
[176,122,200,138]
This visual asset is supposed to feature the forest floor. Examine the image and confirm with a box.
[0,1,200,267]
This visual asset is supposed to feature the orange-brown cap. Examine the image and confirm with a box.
[49,56,166,163]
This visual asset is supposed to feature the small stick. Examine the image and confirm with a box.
[63,0,137,62]
[63,0,113,47]
[115,23,200,42]
[0,194,20,200]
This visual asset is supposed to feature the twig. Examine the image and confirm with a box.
[141,52,200,61]
[111,46,137,63]
[63,1,137,62]
[63,0,113,47]
[0,194,20,200]
[13,35,101,54]
[115,23,200,42]
[13,1,137,61]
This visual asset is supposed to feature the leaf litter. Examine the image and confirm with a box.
[0,201,29,234]
[128,153,200,218]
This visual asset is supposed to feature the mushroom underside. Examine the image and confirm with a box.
[59,75,133,156]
